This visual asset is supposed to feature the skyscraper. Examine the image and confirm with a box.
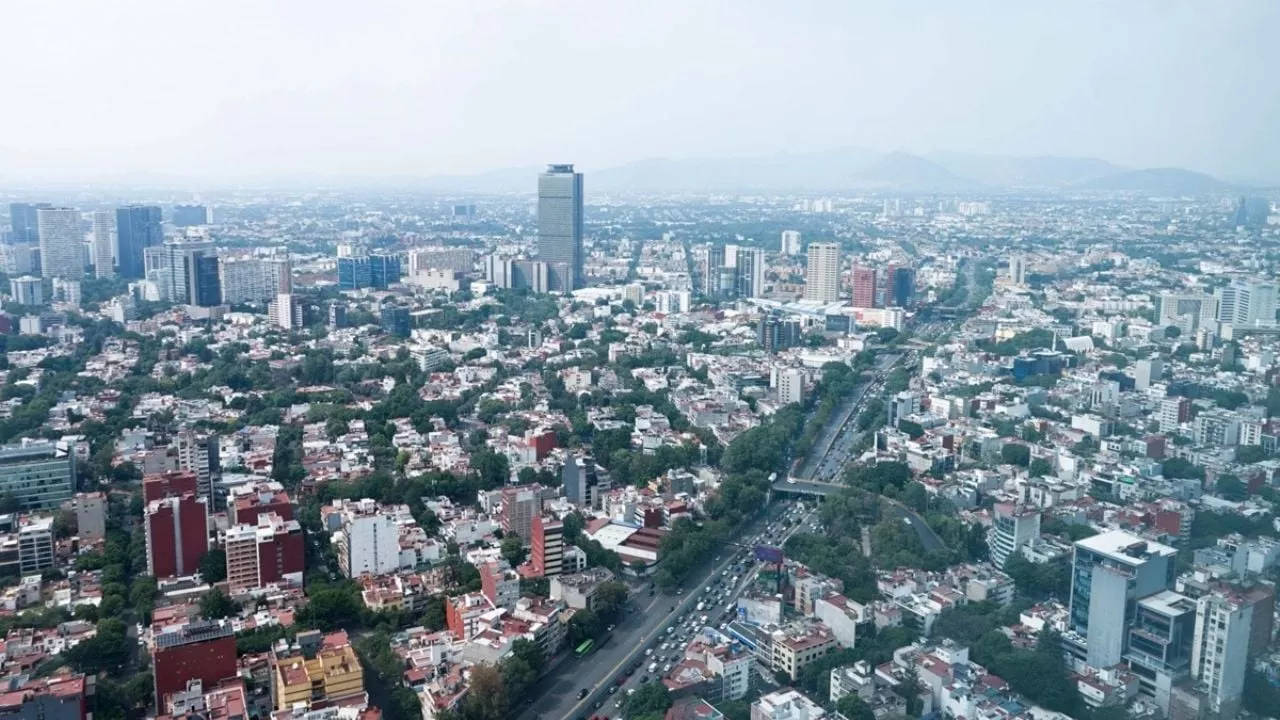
[116,205,163,279]
[736,248,766,299]
[803,242,840,304]
[91,211,115,278]
[851,264,877,308]
[780,230,801,256]
[162,241,220,306]
[1008,254,1027,286]
[1216,280,1278,329]
[537,164,584,292]
[701,242,732,295]
[337,251,400,290]
[172,204,209,227]
[36,207,84,279]
[885,264,915,307]
[8,203,49,243]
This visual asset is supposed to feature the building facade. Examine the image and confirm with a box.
[536,164,584,292]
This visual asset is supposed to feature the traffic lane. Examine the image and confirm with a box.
[522,588,670,720]
[525,512,777,720]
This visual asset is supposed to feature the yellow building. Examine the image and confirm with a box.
[273,630,366,711]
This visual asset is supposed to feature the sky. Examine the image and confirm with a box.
[1,0,1277,184]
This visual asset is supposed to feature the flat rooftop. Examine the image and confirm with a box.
[1075,529,1176,564]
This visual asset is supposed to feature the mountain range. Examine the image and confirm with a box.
[409,149,1247,195]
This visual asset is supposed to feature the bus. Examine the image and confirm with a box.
[574,639,595,658]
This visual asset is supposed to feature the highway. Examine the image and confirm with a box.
[518,506,815,720]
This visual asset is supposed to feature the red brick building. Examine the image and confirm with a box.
[152,620,237,711]
[144,470,200,502]
[145,493,209,579]
[228,481,295,526]
[851,264,877,309]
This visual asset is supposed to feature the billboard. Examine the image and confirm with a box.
[754,545,784,564]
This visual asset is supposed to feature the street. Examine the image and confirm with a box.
[518,504,816,720]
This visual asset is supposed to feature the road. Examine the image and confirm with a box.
[518,506,799,720]
[585,504,820,720]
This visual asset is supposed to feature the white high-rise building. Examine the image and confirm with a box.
[1134,357,1163,391]
[1008,254,1027,286]
[1217,280,1278,329]
[777,368,805,405]
[269,293,303,330]
[1191,591,1255,718]
[780,230,801,256]
[219,256,291,304]
[737,247,767,299]
[9,276,42,306]
[91,211,115,278]
[37,208,84,279]
[1069,530,1177,668]
[332,500,400,578]
[804,242,841,304]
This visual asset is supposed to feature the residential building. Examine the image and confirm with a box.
[780,230,801,256]
[269,293,304,330]
[63,492,106,542]
[9,276,42,306]
[331,500,400,578]
[0,674,89,720]
[990,503,1041,569]
[145,492,209,579]
[37,208,83,280]
[562,454,602,509]
[529,514,564,578]
[1193,410,1241,447]
[219,256,292,304]
[777,369,804,406]
[152,620,238,711]
[1134,357,1162,391]
[750,688,829,720]
[500,485,546,542]
[479,562,521,610]
[1008,254,1027,286]
[549,567,615,610]
[224,512,304,594]
[0,439,76,510]
[1216,280,1278,329]
[271,630,365,712]
[1190,588,1258,718]
[1123,590,1196,711]
[770,623,836,680]
[702,244,727,299]
[228,481,294,525]
[174,429,219,505]
[537,164,584,292]
[115,205,163,279]
[1069,530,1177,668]
[17,516,54,574]
[804,242,840,303]
[1159,397,1191,433]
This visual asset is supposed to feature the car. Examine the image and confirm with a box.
[615,676,626,686]
[608,686,618,695]
[606,624,615,632]
[676,589,683,595]
[640,676,650,684]
[577,688,589,699]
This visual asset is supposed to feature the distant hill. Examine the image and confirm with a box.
[1076,167,1235,195]
[854,151,976,191]
[590,147,882,192]
[405,150,1237,194]
[926,151,1125,187]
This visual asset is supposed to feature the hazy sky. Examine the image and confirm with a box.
[2,0,1277,183]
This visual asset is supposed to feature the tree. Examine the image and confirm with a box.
[1001,443,1031,467]
[836,695,874,720]
[500,535,528,567]
[593,581,629,620]
[199,588,238,619]
[1215,474,1248,501]
[200,548,227,583]
[624,681,673,718]
[1029,457,1053,478]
